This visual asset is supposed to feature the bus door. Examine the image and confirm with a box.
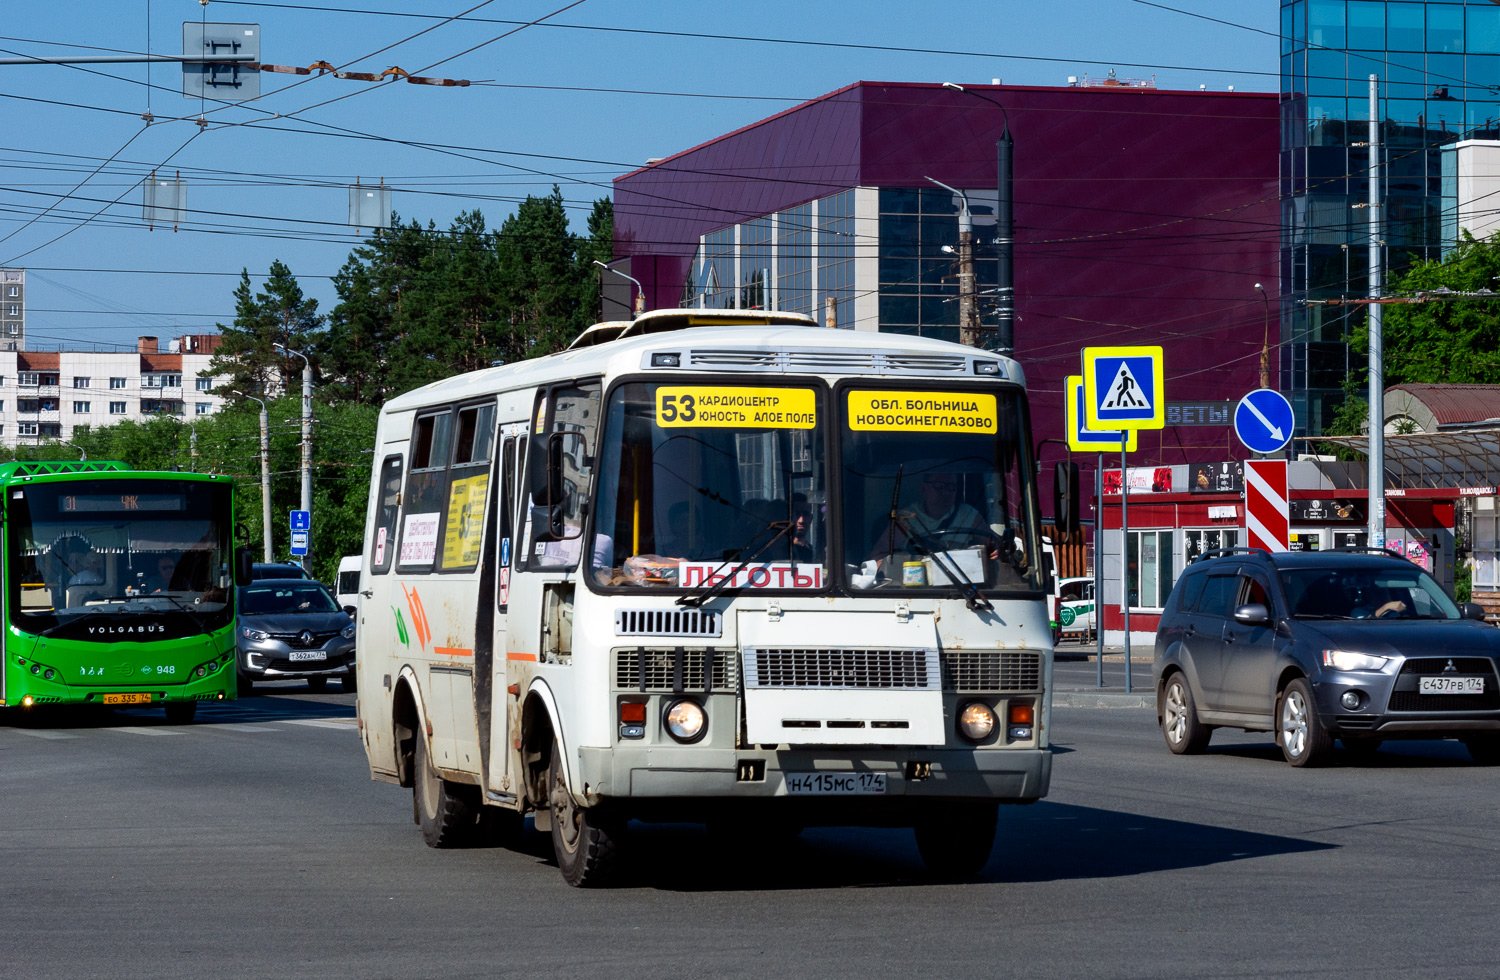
[503,381,602,744]
[484,422,527,798]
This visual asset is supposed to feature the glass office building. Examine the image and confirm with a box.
[1281,0,1500,434]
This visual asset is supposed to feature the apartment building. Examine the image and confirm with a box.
[0,335,228,447]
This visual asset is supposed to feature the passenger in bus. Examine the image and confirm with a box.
[656,500,694,558]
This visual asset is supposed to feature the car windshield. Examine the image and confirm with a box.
[1281,565,1461,620]
[240,582,340,615]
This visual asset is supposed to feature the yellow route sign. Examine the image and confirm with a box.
[654,386,816,428]
[846,390,998,433]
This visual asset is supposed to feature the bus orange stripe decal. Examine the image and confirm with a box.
[433,647,473,658]
[506,652,538,662]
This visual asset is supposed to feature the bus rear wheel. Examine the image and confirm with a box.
[914,801,998,880]
[547,741,620,887]
[413,732,478,848]
[164,702,197,724]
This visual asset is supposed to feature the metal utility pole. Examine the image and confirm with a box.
[927,177,980,346]
[1366,75,1386,550]
[594,260,645,318]
[1255,282,1272,390]
[234,390,274,562]
[942,82,1015,356]
[274,343,313,570]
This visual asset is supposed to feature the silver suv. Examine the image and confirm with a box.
[1153,548,1500,766]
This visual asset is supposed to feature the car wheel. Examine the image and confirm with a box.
[1160,673,1211,754]
[548,740,620,887]
[1463,734,1500,765]
[914,801,998,880]
[1278,677,1333,767]
[305,675,328,693]
[163,701,197,725]
[236,672,255,697]
[412,731,478,848]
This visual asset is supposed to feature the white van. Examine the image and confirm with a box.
[335,554,362,610]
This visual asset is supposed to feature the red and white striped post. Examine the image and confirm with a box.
[1244,459,1289,553]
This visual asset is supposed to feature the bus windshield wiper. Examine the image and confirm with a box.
[676,520,796,608]
[891,513,993,613]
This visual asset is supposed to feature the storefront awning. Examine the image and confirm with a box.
[1301,431,1500,491]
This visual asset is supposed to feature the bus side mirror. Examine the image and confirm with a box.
[1053,461,1080,534]
[235,546,254,586]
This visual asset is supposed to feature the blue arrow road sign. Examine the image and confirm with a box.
[290,509,311,532]
[1234,388,1295,455]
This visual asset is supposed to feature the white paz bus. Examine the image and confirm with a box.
[356,309,1077,886]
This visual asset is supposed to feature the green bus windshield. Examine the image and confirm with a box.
[8,477,234,639]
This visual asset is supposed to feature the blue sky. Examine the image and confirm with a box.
[0,1,1277,350]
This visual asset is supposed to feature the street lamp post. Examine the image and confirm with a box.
[593,260,645,318]
[273,343,313,571]
[1254,282,1272,390]
[927,177,979,346]
[943,82,1015,357]
[233,390,274,562]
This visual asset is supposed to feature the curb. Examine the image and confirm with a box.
[1052,690,1155,709]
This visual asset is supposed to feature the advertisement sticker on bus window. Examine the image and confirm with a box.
[442,474,489,567]
[374,526,388,566]
[654,386,816,429]
[677,561,824,590]
[846,390,997,433]
[399,512,441,566]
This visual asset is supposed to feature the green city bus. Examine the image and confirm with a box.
[0,460,242,723]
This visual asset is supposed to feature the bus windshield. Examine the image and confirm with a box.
[591,381,828,591]
[8,477,234,636]
[589,378,1042,596]
[838,385,1044,595]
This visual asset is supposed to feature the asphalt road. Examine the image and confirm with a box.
[2,683,1497,978]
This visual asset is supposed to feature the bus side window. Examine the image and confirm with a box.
[370,455,403,574]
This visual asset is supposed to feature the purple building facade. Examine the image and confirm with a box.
[611,80,1279,476]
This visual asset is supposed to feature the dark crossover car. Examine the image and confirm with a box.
[1153,548,1500,767]
[250,561,311,580]
[236,578,356,693]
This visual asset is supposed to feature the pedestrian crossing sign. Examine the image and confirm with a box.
[1082,345,1164,431]
[1066,376,1138,452]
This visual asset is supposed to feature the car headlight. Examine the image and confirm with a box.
[241,626,270,641]
[1322,649,1389,671]
[341,623,356,639]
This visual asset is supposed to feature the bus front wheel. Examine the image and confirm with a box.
[413,732,478,848]
[547,741,620,887]
[914,801,998,880]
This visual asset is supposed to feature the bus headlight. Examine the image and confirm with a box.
[957,702,997,742]
[663,699,707,743]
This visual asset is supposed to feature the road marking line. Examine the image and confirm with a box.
[109,726,183,736]
[6,728,81,740]
[281,718,357,729]
[209,723,281,733]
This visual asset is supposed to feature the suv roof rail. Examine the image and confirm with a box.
[1192,546,1265,563]
[1329,546,1406,558]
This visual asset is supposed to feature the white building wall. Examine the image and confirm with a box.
[0,345,228,448]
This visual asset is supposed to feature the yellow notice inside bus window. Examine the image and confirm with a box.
[442,473,489,568]
[847,390,998,433]
[655,386,816,429]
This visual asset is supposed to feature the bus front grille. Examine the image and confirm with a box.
[614,647,737,693]
[742,647,940,691]
[942,650,1044,693]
